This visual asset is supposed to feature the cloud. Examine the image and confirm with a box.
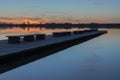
[17,17,43,21]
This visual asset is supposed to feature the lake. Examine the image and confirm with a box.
[0,28,120,80]
[0,26,83,40]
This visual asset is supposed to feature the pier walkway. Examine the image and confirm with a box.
[0,31,106,58]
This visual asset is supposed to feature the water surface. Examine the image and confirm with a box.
[0,28,120,80]
[0,26,83,40]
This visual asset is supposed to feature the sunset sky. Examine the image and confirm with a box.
[0,0,120,24]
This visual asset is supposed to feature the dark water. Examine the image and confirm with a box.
[0,29,120,80]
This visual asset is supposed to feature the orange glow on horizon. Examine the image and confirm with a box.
[0,16,120,24]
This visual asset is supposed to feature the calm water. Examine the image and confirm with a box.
[0,27,83,40]
[0,28,120,80]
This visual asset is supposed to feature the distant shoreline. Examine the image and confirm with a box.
[0,23,120,28]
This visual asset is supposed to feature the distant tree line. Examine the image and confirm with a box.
[0,23,120,29]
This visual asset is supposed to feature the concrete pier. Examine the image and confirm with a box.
[0,31,107,63]
[0,30,107,74]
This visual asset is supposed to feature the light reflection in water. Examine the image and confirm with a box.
[0,26,85,40]
[0,29,120,80]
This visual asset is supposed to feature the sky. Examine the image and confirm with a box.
[0,0,120,24]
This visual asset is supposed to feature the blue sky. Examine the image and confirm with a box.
[0,0,120,23]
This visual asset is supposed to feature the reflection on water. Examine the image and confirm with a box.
[0,26,84,40]
[0,29,120,80]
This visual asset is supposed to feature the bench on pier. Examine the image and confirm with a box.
[35,34,46,40]
[84,29,98,32]
[53,31,71,37]
[6,36,21,43]
[6,34,46,43]
[73,30,85,34]
[24,35,35,41]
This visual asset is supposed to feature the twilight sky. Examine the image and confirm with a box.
[0,0,120,24]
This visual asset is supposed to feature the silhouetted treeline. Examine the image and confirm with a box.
[0,23,120,29]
